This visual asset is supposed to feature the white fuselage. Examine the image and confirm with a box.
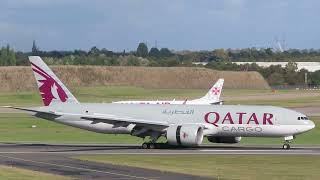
[35,103,315,138]
[113,79,224,105]
[113,99,218,105]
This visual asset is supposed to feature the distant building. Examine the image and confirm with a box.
[193,61,320,72]
[234,62,320,72]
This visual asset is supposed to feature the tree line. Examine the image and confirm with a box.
[205,61,320,87]
[1,41,320,86]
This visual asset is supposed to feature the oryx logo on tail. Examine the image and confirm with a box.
[31,62,68,106]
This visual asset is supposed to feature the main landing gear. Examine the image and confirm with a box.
[141,132,164,149]
[142,142,157,149]
[141,142,171,149]
[282,135,294,150]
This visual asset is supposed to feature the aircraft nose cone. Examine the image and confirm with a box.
[309,120,316,130]
[297,120,315,134]
[304,120,315,132]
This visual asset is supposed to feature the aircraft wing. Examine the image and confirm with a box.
[1,106,62,118]
[2,106,45,113]
[2,106,169,128]
[80,113,169,128]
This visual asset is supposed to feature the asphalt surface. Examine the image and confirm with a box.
[0,143,212,180]
[0,143,320,179]
[1,143,320,155]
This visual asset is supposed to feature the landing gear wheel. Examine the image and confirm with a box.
[283,143,290,149]
[142,143,149,149]
[149,143,156,149]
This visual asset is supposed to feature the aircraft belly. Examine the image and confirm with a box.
[53,117,133,134]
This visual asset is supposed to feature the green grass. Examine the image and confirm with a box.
[0,113,141,144]
[0,113,318,145]
[0,86,205,106]
[76,155,320,180]
[1,86,320,107]
[0,165,70,180]
[0,92,42,106]
[228,96,320,107]
[74,86,204,103]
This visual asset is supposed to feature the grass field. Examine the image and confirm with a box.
[0,113,318,145]
[0,165,69,180]
[0,86,319,144]
[0,113,141,144]
[76,155,320,180]
[1,86,320,107]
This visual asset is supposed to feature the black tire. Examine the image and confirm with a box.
[149,143,156,149]
[283,144,290,149]
[142,143,149,149]
[286,144,291,149]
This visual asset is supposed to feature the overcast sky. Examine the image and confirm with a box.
[0,0,319,51]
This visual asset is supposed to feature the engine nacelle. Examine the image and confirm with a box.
[166,124,204,147]
[207,136,241,144]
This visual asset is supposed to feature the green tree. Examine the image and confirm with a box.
[0,47,7,66]
[285,61,298,72]
[89,46,100,56]
[127,56,140,66]
[213,49,228,61]
[310,70,320,85]
[149,47,160,57]
[265,48,273,56]
[159,48,172,57]
[0,45,15,66]
[136,43,148,57]
[267,72,285,86]
[284,61,298,85]
[8,46,16,65]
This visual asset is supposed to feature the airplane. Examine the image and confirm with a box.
[3,56,315,150]
[112,79,224,105]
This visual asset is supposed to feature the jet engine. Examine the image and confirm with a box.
[166,124,204,147]
[207,136,241,144]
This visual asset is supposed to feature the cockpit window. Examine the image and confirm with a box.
[298,116,309,120]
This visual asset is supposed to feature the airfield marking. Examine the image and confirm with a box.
[0,154,154,180]
[199,149,305,152]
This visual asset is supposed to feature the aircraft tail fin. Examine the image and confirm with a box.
[198,78,224,103]
[29,56,79,106]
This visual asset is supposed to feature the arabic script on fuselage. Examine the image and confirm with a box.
[162,109,194,115]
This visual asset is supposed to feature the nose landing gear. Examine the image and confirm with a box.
[282,135,294,150]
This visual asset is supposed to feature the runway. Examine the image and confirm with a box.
[0,143,319,179]
[0,143,320,155]
[0,143,213,180]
